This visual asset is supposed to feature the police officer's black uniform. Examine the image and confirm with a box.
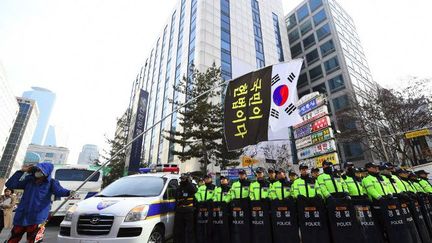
[174,174,197,243]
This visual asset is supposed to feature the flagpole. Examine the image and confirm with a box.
[49,78,232,218]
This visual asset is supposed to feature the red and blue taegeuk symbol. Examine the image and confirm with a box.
[273,85,289,106]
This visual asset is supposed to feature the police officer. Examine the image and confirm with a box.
[195,174,215,243]
[291,165,318,198]
[269,168,291,200]
[249,167,272,243]
[212,176,231,243]
[396,169,417,193]
[415,170,432,193]
[344,167,367,198]
[316,161,348,199]
[174,173,197,243]
[311,167,320,180]
[229,169,251,243]
[288,170,298,183]
[362,162,389,201]
[268,168,277,185]
[380,164,401,195]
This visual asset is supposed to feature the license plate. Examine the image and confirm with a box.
[81,241,98,243]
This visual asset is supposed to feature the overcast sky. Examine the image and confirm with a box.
[1,0,431,164]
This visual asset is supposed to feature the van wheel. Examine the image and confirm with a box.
[148,225,164,243]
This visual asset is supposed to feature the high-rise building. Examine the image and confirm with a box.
[44,125,57,146]
[24,144,69,164]
[77,144,100,165]
[22,87,56,145]
[0,98,38,189]
[0,63,19,158]
[285,0,377,163]
[127,0,291,172]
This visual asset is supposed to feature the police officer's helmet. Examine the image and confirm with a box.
[255,167,265,173]
[299,164,309,170]
[180,173,190,180]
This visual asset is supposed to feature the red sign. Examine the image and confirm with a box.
[311,116,330,133]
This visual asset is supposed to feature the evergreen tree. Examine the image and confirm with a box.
[165,64,240,173]
[102,116,128,187]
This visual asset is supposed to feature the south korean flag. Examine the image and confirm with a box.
[269,60,303,131]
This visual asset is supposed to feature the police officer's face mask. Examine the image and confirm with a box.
[35,171,45,178]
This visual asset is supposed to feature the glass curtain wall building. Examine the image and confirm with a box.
[127,0,290,172]
[286,0,378,164]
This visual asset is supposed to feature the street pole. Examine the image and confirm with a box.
[376,125,389,162]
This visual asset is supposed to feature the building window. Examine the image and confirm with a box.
[324,56,340,74]
[309,0,323,12]
[251,0,265,68]
[309,65,323,81]
[313,9,327,26]
[272,13,284,62]
[290,43,302,57]
[302,33,316,50]
[45,153,54,158]
[300,20,313,36]
[328,74,345,93]
[298,72,308,88]
[306,49,319,66]
[299,89,311,99]
[221,0,232,81]
[332,94,349,111]
[343,143,364,159]
[288,29,300,43]
[312,82,327,95]
[320,39,335,57]
[287,14,297,30]
[316,23,331,40]
[297,4,309,22]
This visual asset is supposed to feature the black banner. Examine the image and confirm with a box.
[224,67,272,150]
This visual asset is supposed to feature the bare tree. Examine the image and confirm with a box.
[260,141,293,169]
[337,77,432,166]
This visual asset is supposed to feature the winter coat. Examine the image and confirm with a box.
[5,162,70,226]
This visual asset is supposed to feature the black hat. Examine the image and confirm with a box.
[204,174,212,179]
[415,170,429,175]
[365,162,379,168]
[289,170,298,176]
[180,173,189,180]
[299,164,309,170]
[268,168,275,173]
[255,167,265,173]
[220,175,228,180]
[408,172,417,178]
[322,161,333,166]
[238,169,246,174]
[384,162,395,168]
[311,167,320,173]
[396,168,408,174]
[344,162,354,167]
[277,168,286,173]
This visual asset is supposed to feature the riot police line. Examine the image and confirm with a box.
[173,161,432,243]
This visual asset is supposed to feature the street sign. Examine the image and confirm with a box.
[300,152,340,168]
[405,128,431,139]
[294,105,328,129]
[297,139,337,160]
[298,95,326,116]
[295,134,313,149]
[294,116,330,139]
[242,156,259,167]
[311,127,334,144]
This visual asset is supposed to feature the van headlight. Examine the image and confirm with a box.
[64,205,77,221]
[124,205,149,222]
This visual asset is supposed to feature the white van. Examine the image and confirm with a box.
[58,172,180,243]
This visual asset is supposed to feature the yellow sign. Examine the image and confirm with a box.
[242,156,259,167]
[405,129,431,139]
[315,152,340,168]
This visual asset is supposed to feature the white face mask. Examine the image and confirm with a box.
[35,171,45,178]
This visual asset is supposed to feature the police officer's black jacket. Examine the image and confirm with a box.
[175,181,197,212]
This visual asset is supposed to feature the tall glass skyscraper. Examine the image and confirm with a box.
[22,87,56,145]
[127,0,291,172]
[286,0,378,164]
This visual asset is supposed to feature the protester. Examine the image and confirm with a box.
[5,162,71,243]
[0,188,16,233]
[174,173,197,243]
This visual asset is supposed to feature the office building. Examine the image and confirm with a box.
[77,144,100,165]
[44,125,57,146]
[24,144,69,164]
[0,98,38,189]
[286,0,377,163]
[0,63,19,159]
[127,0,291,172]
[22,87,56,145]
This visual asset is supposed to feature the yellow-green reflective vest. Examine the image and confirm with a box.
[362,174,388,200]
[229,180,251,199]
[397,178,416,193]
[291,177,318,198]
[316,173,348,198]
[249,180,271,201]
[269,180,291,200]
[212,185,231,203]
[419,179,432,193]
[195,184,216,202]
[382,175,401,194]
[344,176,366,196]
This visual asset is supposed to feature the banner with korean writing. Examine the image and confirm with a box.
[126,89,149,173]
[224,66,272,150]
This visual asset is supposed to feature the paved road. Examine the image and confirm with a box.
[0,226,59,243]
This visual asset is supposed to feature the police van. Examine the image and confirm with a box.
[58,170,180,243]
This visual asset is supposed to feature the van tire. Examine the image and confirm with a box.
[148,225,165,243]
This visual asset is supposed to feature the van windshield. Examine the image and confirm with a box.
[97,176,165,197]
